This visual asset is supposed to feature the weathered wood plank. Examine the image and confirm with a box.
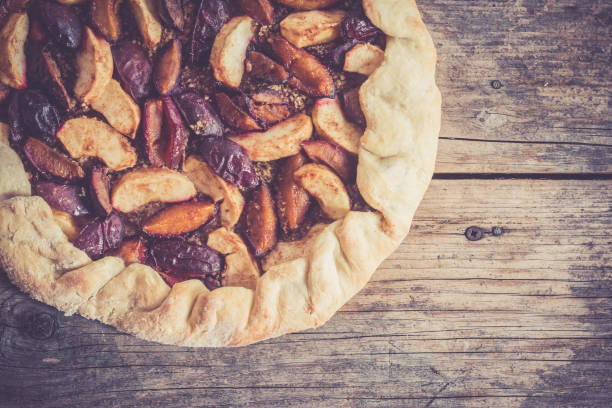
[0,179,609,407]
[421,0,612,173]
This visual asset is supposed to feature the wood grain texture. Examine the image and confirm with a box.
[1,1,611,406]
[1,179,610,407]
[428,0,612,173]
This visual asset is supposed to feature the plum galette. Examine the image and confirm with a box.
[0,0,441,346]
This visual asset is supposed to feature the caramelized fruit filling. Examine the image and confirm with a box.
[0,0,383,289]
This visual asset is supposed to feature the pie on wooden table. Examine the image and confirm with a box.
[0,0,441,346]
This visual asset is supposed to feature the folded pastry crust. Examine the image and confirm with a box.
[0,0,441,347]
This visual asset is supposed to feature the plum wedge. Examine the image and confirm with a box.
[246,90,292,128]
[159,0,184,31]
[111,168,196,213]
[238,0,275,25]
[161,96,189,170]
[143,98,164,167]
[311,97,362,154]
[33,182,90,216]
[210,16,256,88]
[91,0,122,42]
[280,9,345,48]
[245,51,289,84]
[173,92,223,137]
[207,227,260,290]
[143,201,216,236]
[112,41,153,101]
[343,43,384,75]
[229,113,313,161]
[57,117,137,171]
[0,12,28,89]
[24,137,85,181]
[275,153,310,233]
[154,39,182,96]
[36,0,82,49]
[74,27,113,104]
[294,163,350,219]
[199,137,260,190]
[268,34,334,97]
[90,79,141,138]
[302,140,356,183]
[89,166,112,217]
[183,155,245,228]
[128,0,162,48]
[215,92,261,132]
[341,87,366,128]
[245,183,278,257]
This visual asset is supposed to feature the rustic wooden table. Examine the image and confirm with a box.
[1,1,610,407]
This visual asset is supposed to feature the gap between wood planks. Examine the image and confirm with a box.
[434,173,612,180]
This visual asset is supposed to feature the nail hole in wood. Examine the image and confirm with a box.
[465,226,484,241]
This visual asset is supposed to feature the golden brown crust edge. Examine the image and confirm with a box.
[0,0,441,347]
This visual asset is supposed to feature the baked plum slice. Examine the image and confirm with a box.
[0,12,29,90]
[91,0,122,42]
[245,51,289,84]
[111,168,196,213]
[199,136,259,190]
[190,0,230,64]
[7,92,25,144]
[144,96,189,169]
[247,90,292,128]
[173,92,223,137]
[102,212,125,250]
[302,140,356,183]
[19,90,61,145]
[149,238,224,281]
[341,87,366,128]
[215,92,261,132]
[268,34,334,97]
[340,4,381,42]
[35,0,82,49]
[275,153,310,233]
[74,213,125,258]
[161,96,189,170]
[24,137,85,181]
[73,221,104,258]
[159,0,185,31]
[89,166,112,217]
[238,0,275,25]
[112,41,153,101]
[143,201,216,237]
[154,39,182,96]
[143,98,164,167]
[33,182,90,216]
[245,183,278,257]
[294,163,350,219]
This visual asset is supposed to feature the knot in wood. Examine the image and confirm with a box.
[25,312,57,340]
[492,226,504,236]
[465,226,484,241]
[490,80,503,89]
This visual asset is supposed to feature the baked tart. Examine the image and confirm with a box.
[0,0,441,346]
